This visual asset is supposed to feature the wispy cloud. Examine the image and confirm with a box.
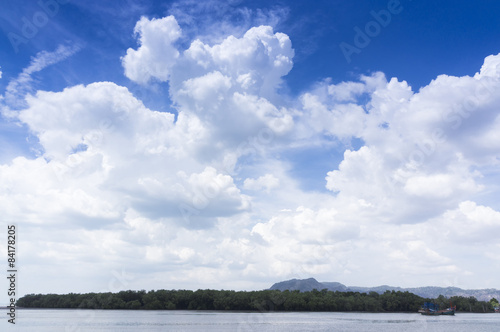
[168,0,289,44]
[2,43,81,113]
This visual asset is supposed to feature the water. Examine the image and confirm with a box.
[2,309,500,331]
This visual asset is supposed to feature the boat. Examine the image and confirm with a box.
[418,302,456,316]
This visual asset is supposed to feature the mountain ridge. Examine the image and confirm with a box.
[269,278,500,301]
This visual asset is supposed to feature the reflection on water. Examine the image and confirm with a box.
[1,309,499,332]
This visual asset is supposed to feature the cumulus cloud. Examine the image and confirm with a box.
[122,16,182,84]
[123,15,294,99]
[307,54,500,224]
[243,174,280,192]
[252,206,359,244]
[247,206,360,278]
[182,25,293,89]
[439,201,500,244]
[242,52,500,285]
[5,81,250,234]
[301,92,366,139]
[123,16,295,163]
[2,12,500,294]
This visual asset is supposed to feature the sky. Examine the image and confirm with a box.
[1,0,500,301]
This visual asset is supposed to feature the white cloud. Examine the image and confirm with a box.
[123,15,294,101]
[439,201,500,244]
[403,173,479,199]
[231,92,293,134]
[3,44,80,112]
[301,92,366,139]
[252,206,359,244]
[243,173,280,192]
[123,16,295,164]
[327,81,366,102]
[180,25,294,100]
[475,53,500,79]
[2,13,500,295]
[178,70,232,104]
[177,166,251,220]
[5,81,250,233]
[122,16,181,84]
[317,54,500,224]
[19,82,176,159]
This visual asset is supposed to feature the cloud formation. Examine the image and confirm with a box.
[122,16,181,84]
[1,13,500,295]
[2,44,80,112]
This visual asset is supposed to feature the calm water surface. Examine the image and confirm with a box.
[2,309,500,331]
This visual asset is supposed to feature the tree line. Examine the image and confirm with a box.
[15,288,497,312]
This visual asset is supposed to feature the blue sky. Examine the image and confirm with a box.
[1,0,500,300]
[3,1,500,96]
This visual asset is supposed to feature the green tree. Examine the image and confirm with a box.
[126,300,142,309]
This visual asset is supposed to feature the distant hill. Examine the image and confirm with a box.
[269,278,500,301]
[270,278,325,292]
